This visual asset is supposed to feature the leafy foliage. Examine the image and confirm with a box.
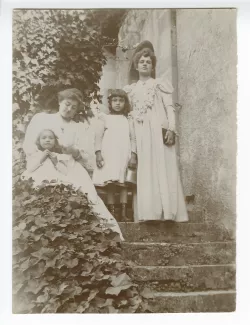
[12,9,152,314]
[13,180,150,313]
[12,9,127,183]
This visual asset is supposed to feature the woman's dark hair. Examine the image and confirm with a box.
[58,88,83,104]
[108,89,131,116]
[57,88,94,122]
[133,48,157,71]
[35,129,62,153]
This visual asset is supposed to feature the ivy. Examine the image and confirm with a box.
[12,9,128,183]
[12,10,154,313]
[13,180,151,313]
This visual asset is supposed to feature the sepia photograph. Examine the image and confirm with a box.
[12,7,237,314]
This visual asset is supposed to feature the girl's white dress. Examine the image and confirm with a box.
[92,114,136,187]
[124,78,188,222]
[22,112,124,240]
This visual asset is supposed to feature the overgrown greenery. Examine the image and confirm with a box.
[12,9,153,314]
[13,180,150,313]
[12,8,127,184]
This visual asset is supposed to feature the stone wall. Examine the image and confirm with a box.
[116,9,173,90]
[96,9,237,233]
[176,9,237,231]
[97,49,116,113]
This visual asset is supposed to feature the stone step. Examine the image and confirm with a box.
[122,241,235,266]
[119,222,234,243]
[146,290,236,313]
[129,264,236,292]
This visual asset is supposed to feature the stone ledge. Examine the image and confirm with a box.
[147,290,236,312]
[122,241,235,266]
[129,264,236,292]
[119,222,234,243]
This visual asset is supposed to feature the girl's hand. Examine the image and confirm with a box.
[164,130,175,146]
[128,152,137,170]
[96,151,104,168]
[40,149,50,164]
[49,152,58,166]
[63,145,80,159]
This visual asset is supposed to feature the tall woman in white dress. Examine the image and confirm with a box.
[23,88,124,240]
[124,41,188,222]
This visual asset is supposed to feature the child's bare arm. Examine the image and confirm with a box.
[128,115,137,169]
[94,115,106,168]
[94,116,105,153]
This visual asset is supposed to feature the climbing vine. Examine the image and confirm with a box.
[13,180,151,313]
[12,9,154,314]
[12,9,128,183]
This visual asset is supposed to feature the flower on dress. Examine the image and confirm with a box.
[130,84,156,123]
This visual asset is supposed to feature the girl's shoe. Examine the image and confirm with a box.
[108,204,116,216]
[121,203,129,221]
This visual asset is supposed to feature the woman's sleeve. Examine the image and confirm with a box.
[73,120,96,172]
[55,154,69,175]
[94,114,106,153]
[156,80,176,133]
[26,151,43,173]
[128,114,137,154]
[23,113,45,155]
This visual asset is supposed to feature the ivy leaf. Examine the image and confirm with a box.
[105,283,134,296]
[87,289,98,302]
[13,103,20,112]
[81,262,93,276]
[58,283,69,295]
[129,295,142,306]
[24,279,48,295]
[110,273,132,287]
[36,291,49,303]
[41,298,61,313]
[13,283,24,295]
[108,306,118,313]
[31,247,55,259]
[102,298,114,307]
[18,222,26,230]
[140,287,154,299]
[64,258,78,268]
[77,302,90,313]
[74,286,83,295]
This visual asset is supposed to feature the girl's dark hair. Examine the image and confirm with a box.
[133,48,157,71]
[35,129,62,153]
[108,89,131,116]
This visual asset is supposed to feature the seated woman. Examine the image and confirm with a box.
[22,88,124,241]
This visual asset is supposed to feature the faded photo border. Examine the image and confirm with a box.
[1,0,250,324]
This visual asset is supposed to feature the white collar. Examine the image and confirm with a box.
[138,78,154,86]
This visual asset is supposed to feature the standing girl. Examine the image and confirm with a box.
[92,89,137,221]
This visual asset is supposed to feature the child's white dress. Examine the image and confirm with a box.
[92,114,136,187]
[21,151,98,202]
[22,112,124,240]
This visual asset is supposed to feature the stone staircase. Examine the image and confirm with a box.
[119,212,236,313]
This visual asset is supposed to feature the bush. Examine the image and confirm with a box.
[13,180,150,313]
